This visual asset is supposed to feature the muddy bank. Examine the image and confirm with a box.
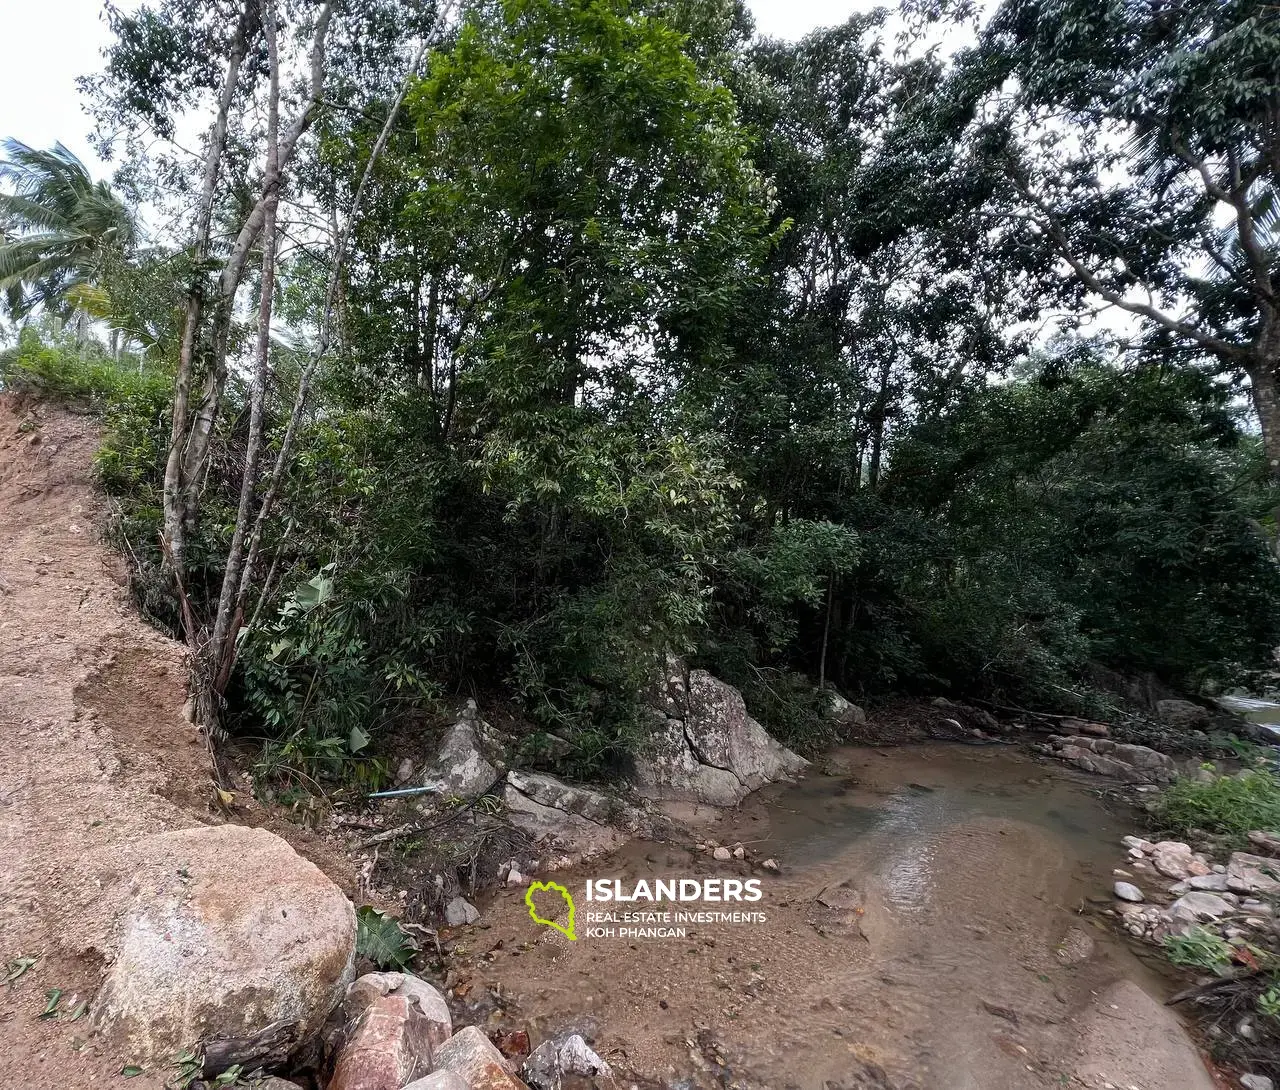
[444,744,1218,1089]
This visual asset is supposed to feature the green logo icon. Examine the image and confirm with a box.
[525,880,577,941]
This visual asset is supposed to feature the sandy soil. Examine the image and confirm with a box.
[0,396,353,1089]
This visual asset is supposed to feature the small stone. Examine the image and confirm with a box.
[1240,1075,1274,1090]
[713,847,731,862]
[433,1025,521,1088]
[395,758,416,785]
[506,867,525,888]
[558,1033,610,1076]
[1113,881,1144,903]
[444,896,480,926]
[1185,873,1230,892]
[761,858,780,873]
[732,846,745,860]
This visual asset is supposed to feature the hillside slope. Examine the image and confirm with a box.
[0,396,210,1085]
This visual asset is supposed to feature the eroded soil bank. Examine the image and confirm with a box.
[449,745,1218,1089]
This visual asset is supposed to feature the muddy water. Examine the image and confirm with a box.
[464,744,1215,1089]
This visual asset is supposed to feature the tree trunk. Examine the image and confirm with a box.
[163,1,333,597]
[210,0,282,696]
[236,28,441,618]
[162,0,253,588]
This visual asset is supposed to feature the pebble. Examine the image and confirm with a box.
[713,847,731,862]
[1240,1076,1274,1090]
[1113,881,1144,903]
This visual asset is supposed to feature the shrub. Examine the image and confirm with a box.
[1153,769,1280,842]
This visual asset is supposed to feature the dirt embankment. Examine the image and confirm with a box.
[0,397,352,1089]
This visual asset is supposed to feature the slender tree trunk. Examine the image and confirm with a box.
[818,573,835,690]
[866,354,893,490]
[210,0,282,695]
[236,24,447,620]
[1249,304,1280,484]
[165,2,333,595]
[163,1,252,586]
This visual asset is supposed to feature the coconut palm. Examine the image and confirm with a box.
[0,140,136,323]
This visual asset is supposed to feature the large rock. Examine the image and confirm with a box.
[1156,699,1211,731]
[1044,735,1176,784]
[1248,830,1280,857]
[504,770,650,859]
[434,1025,529,1089]
[89,825,355,1069]
[327,972,450,1090]
[444,896,480,926]
[1167,892,1234,925]
[341,972,452,1050]
[824,689,867,729]
[422,720,500,799]
[1227,852,1280,896]
[634,667,808,806]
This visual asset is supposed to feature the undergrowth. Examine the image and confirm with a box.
[1153,767,1280,843]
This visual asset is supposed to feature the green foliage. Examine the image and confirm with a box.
[875,350,1280,701]
[1154,769,1280,843]
[1259,981,1280,1020]
[0,139,136,321]
[355,906,415,970]
[236,563,431,783]
[0,325,164,404]
[1163,926,1236,974]
[70,0,1280,786]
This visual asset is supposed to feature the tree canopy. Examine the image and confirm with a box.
[3,0,1278,780]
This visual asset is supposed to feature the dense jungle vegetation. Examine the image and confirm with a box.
[2,0,1279,780]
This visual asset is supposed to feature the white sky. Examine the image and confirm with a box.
[0,0,876,176]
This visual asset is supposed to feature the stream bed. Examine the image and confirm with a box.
[462,744,1218,1089]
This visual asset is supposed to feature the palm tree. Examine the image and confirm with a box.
[0,140,136,327]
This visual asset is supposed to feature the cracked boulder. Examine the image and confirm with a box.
[633,667,808,806]
[421,714,506,800]
[504,770,651,858]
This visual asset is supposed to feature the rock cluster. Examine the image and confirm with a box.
[1109,835,1277,944]
[326,978,530,1090]
[1041,735,1176,783]
[325,981,613,1090]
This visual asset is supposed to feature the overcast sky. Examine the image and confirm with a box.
[0,0,877,176]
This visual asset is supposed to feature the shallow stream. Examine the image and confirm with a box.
[466,743,1217,1089]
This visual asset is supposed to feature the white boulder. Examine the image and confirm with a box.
[89,825,355,1068]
